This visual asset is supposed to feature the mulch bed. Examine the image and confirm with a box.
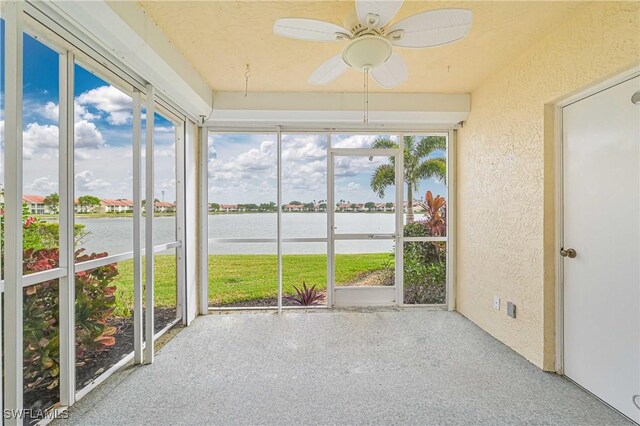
[24,307,178,424]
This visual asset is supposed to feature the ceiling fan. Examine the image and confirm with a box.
[273,0,472,88]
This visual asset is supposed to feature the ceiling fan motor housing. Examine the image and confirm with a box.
[342,35,392,71]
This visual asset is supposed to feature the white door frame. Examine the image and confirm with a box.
[554,66,640,374]
[328,146,404,307]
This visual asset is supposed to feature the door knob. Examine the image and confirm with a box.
[560,248,577,258]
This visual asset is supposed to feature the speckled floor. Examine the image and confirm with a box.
[54,309,632,425]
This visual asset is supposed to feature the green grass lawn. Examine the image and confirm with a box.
[111,253,393,309]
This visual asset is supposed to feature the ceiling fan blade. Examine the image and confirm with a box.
[371,52,407,88]
[388,9,472,48]
[308,54,349,85]
[356,0,404,28]
[274,18,351,42]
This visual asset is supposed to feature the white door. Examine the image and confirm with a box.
[562,75,640,423]
[329,148,403,306]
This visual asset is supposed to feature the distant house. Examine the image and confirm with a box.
[402,201,423,213]
[74,199,100,213]
[284,204,304,212]
[220,204,239,212]
[100,199,134,213]
[313,204,327,212]
[336,203,351,211]
[23,195,50,215]
[154,201,176,213]
[374,203,388,212]
[355,204,366,212]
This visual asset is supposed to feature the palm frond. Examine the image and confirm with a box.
[415,136,447,160]
[415,158,447,184]
[371,137,399,150]
[370,164,395,198]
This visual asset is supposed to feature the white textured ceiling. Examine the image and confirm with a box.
[137,1,584,93]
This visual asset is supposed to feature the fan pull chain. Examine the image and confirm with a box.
[363,69,369,124]
[244,64,251,97]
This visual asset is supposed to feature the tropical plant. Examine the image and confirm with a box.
[284,282,324,306]
[370,135,446,223]
[23,248,119,392]
[420,191,446,236]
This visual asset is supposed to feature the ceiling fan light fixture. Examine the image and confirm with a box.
[342,35,392,71]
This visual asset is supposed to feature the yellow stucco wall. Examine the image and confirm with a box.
[456,2,640,370]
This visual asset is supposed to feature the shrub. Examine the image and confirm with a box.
[402,200,447,304]
[23,248,119,392]
[404,257,446,304]
[284,282,324,306]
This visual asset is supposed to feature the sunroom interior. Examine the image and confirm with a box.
[1,0,639,425]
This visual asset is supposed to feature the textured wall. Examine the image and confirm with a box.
[456,2,640,369]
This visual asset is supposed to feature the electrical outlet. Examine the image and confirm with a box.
[493,296,500,310]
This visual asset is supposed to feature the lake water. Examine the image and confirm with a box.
[76,213,408,255]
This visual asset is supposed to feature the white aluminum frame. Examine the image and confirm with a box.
[144,84,155,364]
[58,49,76,406]
[3,2,25,423]
[0,5,190,421]
[176,121,187,323]
[132,89,144,364]
[446,129,456,311]
[277,127,283,313]
[203,129,454,310]
[199,126,210,315]
[553,66,640,373]
[329,145,402,307]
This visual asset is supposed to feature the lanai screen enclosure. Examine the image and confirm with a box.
[0,0,638,424]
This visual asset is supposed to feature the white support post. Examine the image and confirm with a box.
[176,122,187,323]
[198,126,209,315]
[58,51,76,407]
[395,134,405,306]
[276,127,283,314]
[326,133,334,308]
[183,120,198,324]
[144,84,155,364]
[446,130,456,311]
[3,2,24,423]
[132,90,143,364]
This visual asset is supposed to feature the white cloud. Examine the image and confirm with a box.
[40,102,59,121]
[76,85,132,125]
[26,176,58,194]
[38,101,99,122]
[346,182,362,192]
[75,120,105,148]
[23,123,59,159]
[75,170,111,191]
[333,135,378,149]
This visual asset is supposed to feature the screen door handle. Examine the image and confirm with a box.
[368,234,395,239]
[560,248,577,258]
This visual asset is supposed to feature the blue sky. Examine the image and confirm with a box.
[1,25,177,202]
[208,133,447,206]
[2,21,446,207]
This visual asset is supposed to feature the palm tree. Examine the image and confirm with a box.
[370,135,446,223]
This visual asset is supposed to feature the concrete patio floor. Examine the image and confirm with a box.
[55,309,631,425]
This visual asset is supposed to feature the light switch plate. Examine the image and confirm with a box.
[507,302,516,318]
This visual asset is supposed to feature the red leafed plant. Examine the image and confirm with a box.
[420,191,447,237]
[284,282,324,306]
[23,248,119,392]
